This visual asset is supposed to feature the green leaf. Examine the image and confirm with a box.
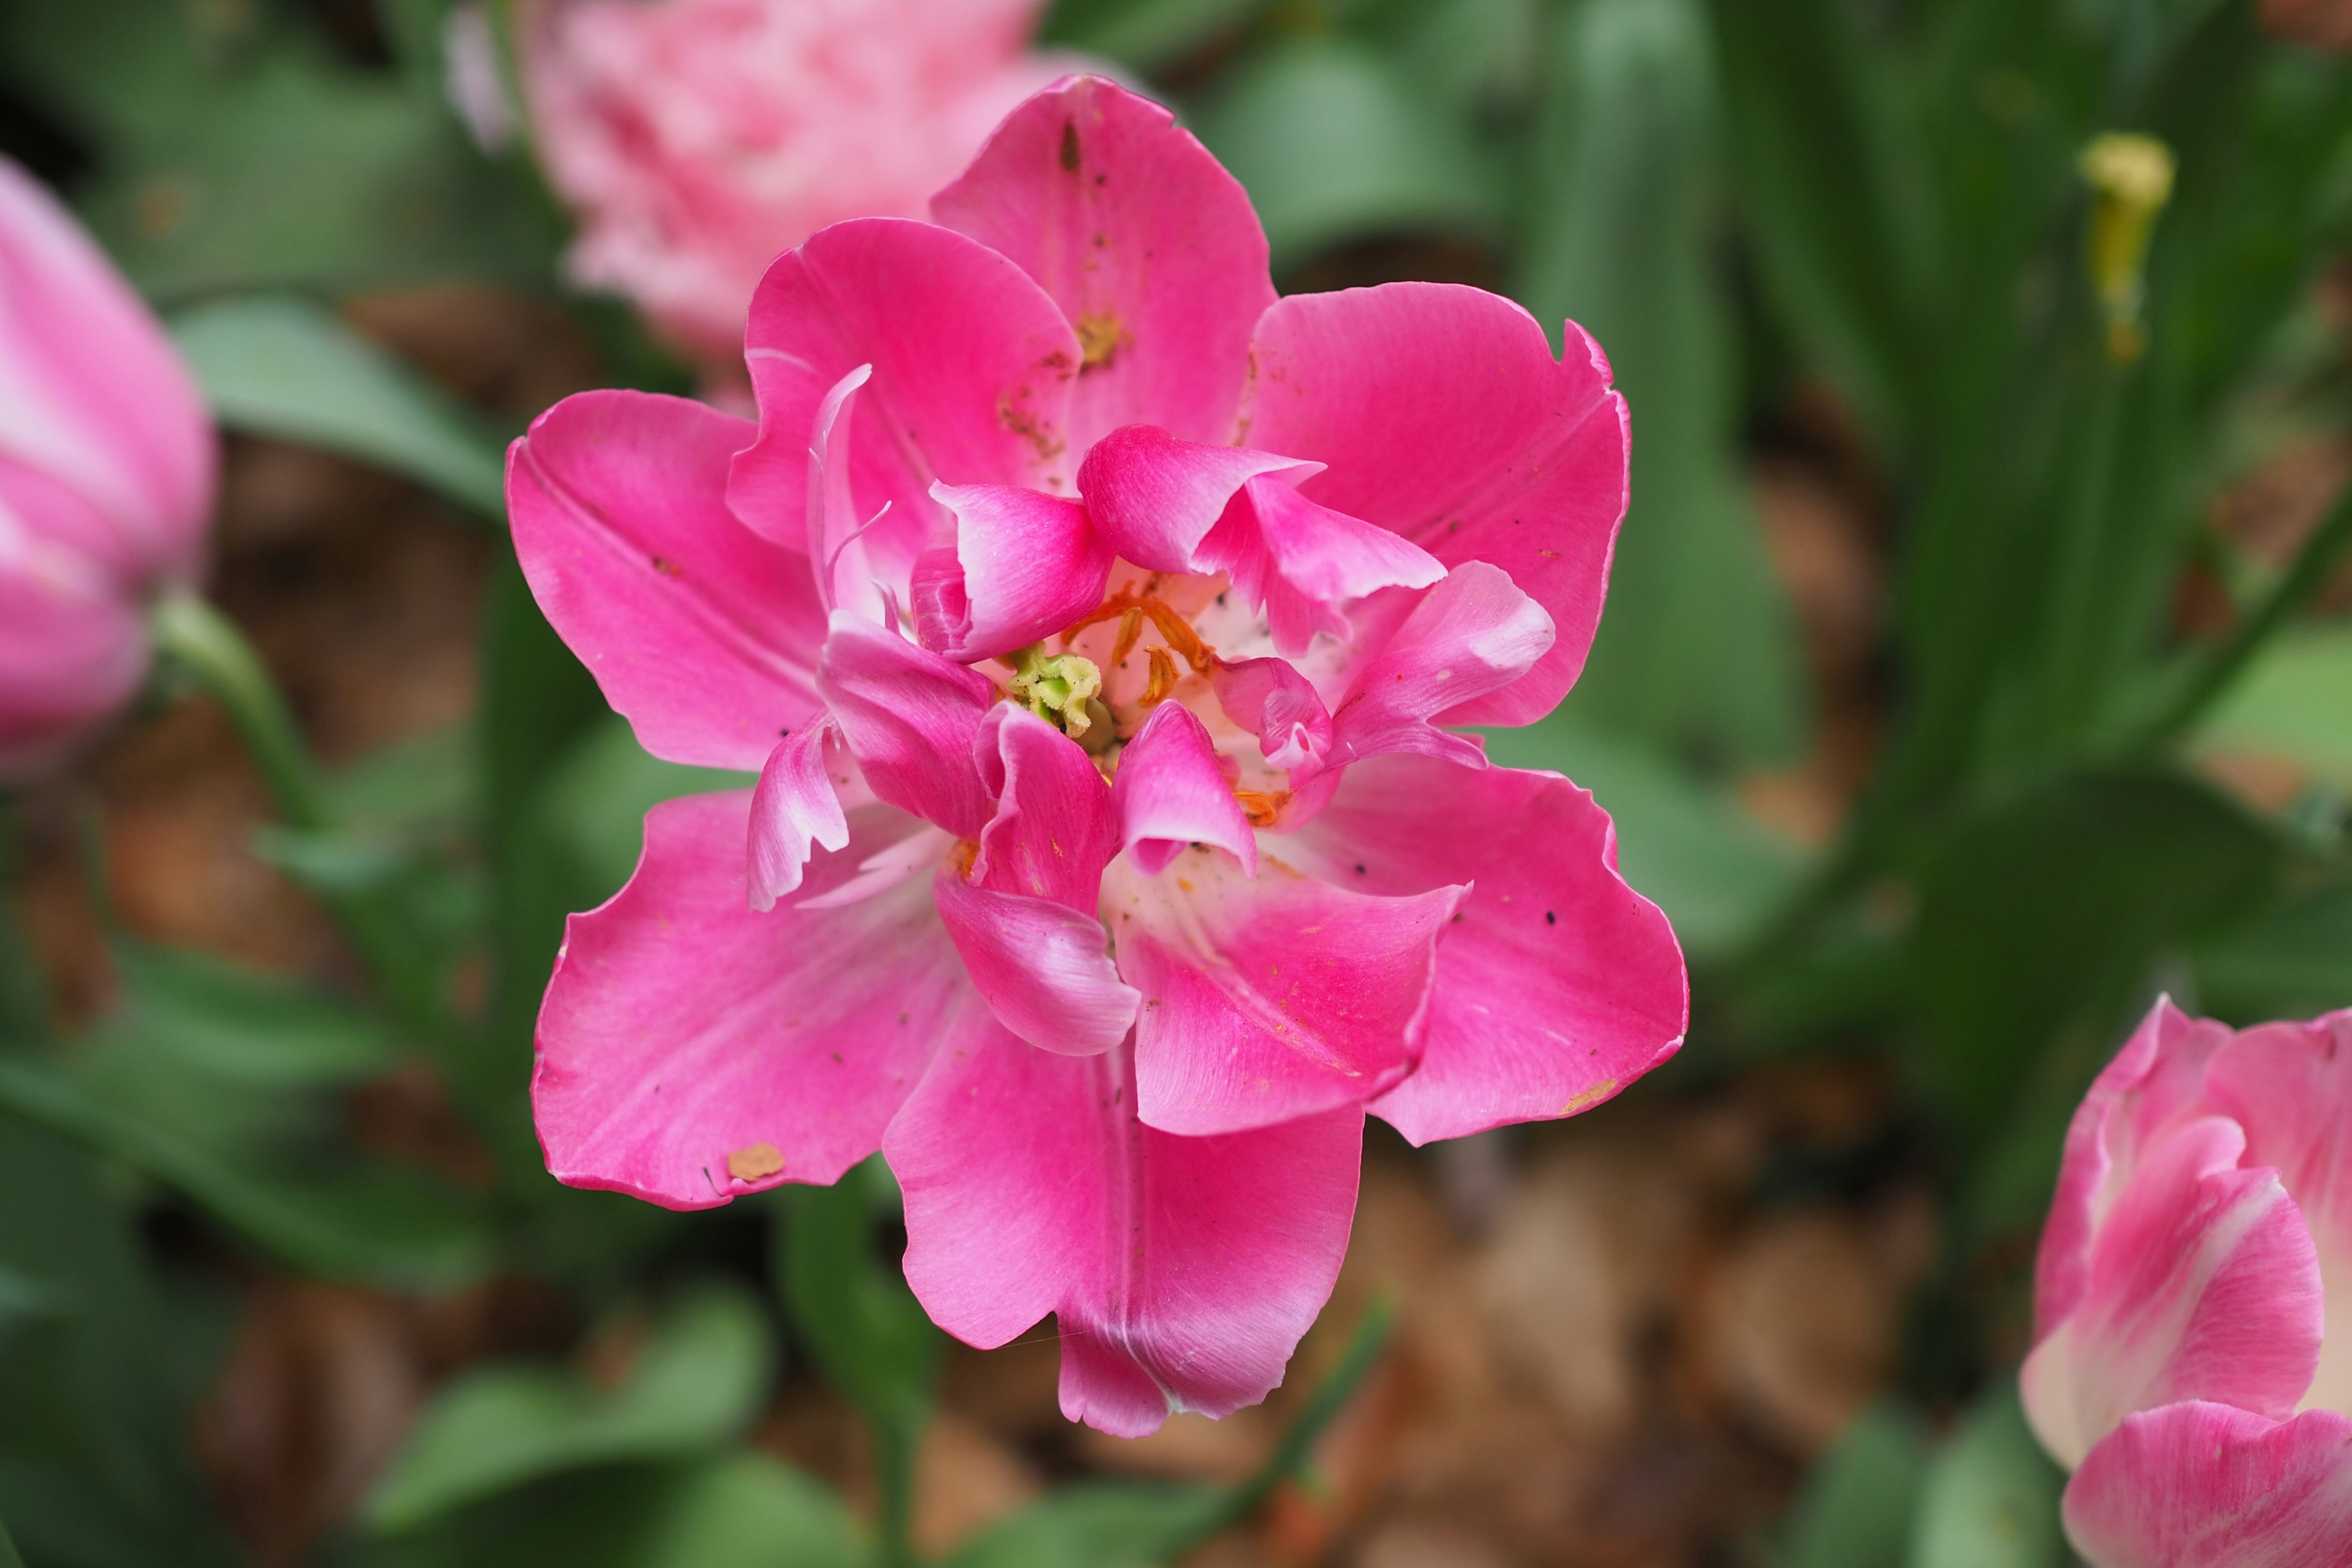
[171,295,508,519]
[368,1284,775,1532]
[2195,876,2352,1022]
[1039,0,1261,70]
[944,1482,1224,1568]
[102,938,401,1086]
[540,716,752,907]
[1905,1387,2065,1568]
[1513,0,1805,765]
[1782,1401,1931,1568]
[1189,36,1501,270]
[1910,769,2281,1134]
[2193,624,2352,785]
[775,1162,943,1433]
[1482,717,1806,961]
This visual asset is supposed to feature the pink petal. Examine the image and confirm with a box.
[932,872,1137,1057]
[1283,753,1687,1144]
[804,363,892,622]
[0,556,146,777]
[971,704,1120,911]
[817,611,998,840]
[1323,562,1556,772]
[0,158,213,586]
[2204,1010,2352,1415]
[932,77,1275,454]
[746,720,854,911]
[2065,1404,2352,1568]
[1110,701,1257,876]
[1201,475,1444,657]
[1212,657,1332,773]
[1241,284,1627,726]
[2021,1115,2323,1469]
[1074,423,1304,574]
[508,390,827,770]
[912,482,1111,662]
[887,1032,1362,1436]
[534,790,961,1210]
[2037,1000,2242,1340]
[728,217,1082,600]
[1104,846,1463,1136]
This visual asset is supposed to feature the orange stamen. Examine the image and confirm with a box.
[1110,606,1144,668]
[1142,647,1178,707]
[1233,790,1288,827]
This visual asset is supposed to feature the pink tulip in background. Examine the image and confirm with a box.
[509,75,1688,1436]
[2023,998,2352,1566]
[0,157,214,777]
[519,0,1087,364]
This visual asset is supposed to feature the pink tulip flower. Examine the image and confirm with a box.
[0,158,214,777]
[511,77,1688,1436]
[519,0,1087,364]
[2024,998,2352,1565]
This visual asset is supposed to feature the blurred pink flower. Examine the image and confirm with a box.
[0,157,214,777]
[519,0,1087,363]
[2024,998,2352,1566]
[508,77,1687,1436]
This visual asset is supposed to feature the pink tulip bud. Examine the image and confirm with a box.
[0,158,214,776]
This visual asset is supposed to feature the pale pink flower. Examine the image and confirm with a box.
[518,0,1087,363]
[0,158,214,777]
[2023,998,2352,1566]
[510,77,1687,1435]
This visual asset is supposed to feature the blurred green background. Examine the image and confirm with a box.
[4,0,2352,1563]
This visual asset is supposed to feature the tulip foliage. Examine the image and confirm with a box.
[1,1,2351,1565]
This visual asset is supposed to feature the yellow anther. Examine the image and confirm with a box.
[2080,132,2176,363]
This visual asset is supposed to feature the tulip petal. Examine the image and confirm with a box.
[2022,1115,2323,1469]
[0,158,213,582]
[888,1033,1361,1437]
[933,76,1276,453]
[1283,753,1687,1143]
[730,217,1083,596]
[1324,562,1556,772]
[1211,657,1332,773]
[913,482,1112,662]
[2204,1010,2352,1415]
[1242,283,1627,726]
[1074,423,1305,574]
[535,790,960,1210]
[1202,475,1444,657]
[1104,846,1463,1135]
[746,720,855,911]
[508,390,829,770]
[971,704,1120,911]
[1110,701,1257,876]
[818,611,998,840]
[0,556,146,776]
[2065,1403,2352,1568]
[933,873,1137,1057]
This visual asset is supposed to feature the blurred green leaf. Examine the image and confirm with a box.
[0,0,558,298]
[1904,1386,2065,1568]
[100,939,401,1087]
[1515,0,1806,765]
[2195,876,2352,1022]
[944,1483,1223,1568]
[2194,624,2352,784]
[1910,770,2281,1131]
[369,1284,774,1532]
[541,717,751,906]
[1782,1401,1930,1568]
[1483,717,1806,960]
[1191,36,1501,270]
[172,295,508,519]
[1039,0,1259,70]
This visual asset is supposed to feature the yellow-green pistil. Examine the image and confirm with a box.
[1008,643,1111,744]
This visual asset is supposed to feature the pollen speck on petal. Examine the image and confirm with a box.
[726,1142,786,1182]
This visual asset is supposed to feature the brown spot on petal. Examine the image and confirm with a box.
[1560,1079,1619,1117]
[726,1143,785,1182]
[1076,313,1129,373]
[1060,122,1080,172]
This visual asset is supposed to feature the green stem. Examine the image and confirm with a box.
[146,594,438,1024]
[0,800,51,1045]
[2127,475,2352,753]
[874,1409,920,1568]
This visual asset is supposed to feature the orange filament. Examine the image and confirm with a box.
[1110,606,1144,669]
[1141,647,1178,707]
[948,839,981,878]
[1233,789,1288,827]
[1061,590,1219,674]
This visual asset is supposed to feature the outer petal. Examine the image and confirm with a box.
[2065,1404,2352,1568]
[2204,1010,2352,1415]
[0,553,146,777]
[912,482,1110,662]
[932,77,1275,453]
[1323,562,1555,772]
[1104,846,1463,1136]
[509,390,826,769]
[888,1033,1362,1437]
[1283,753,1687,1144]
[2021,1115,2323,1469]
[1110,701,1257,876]
[933,873,1137,1057]
[818,612,997,840]
[1074,424,1304,574]
[746,720,853,911]
[534,791,960,1210]
[1241,284,1626,726]
[0,157,213,584]
[729,218,1082,592]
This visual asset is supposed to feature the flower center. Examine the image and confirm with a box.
[1008,643,1109,743]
